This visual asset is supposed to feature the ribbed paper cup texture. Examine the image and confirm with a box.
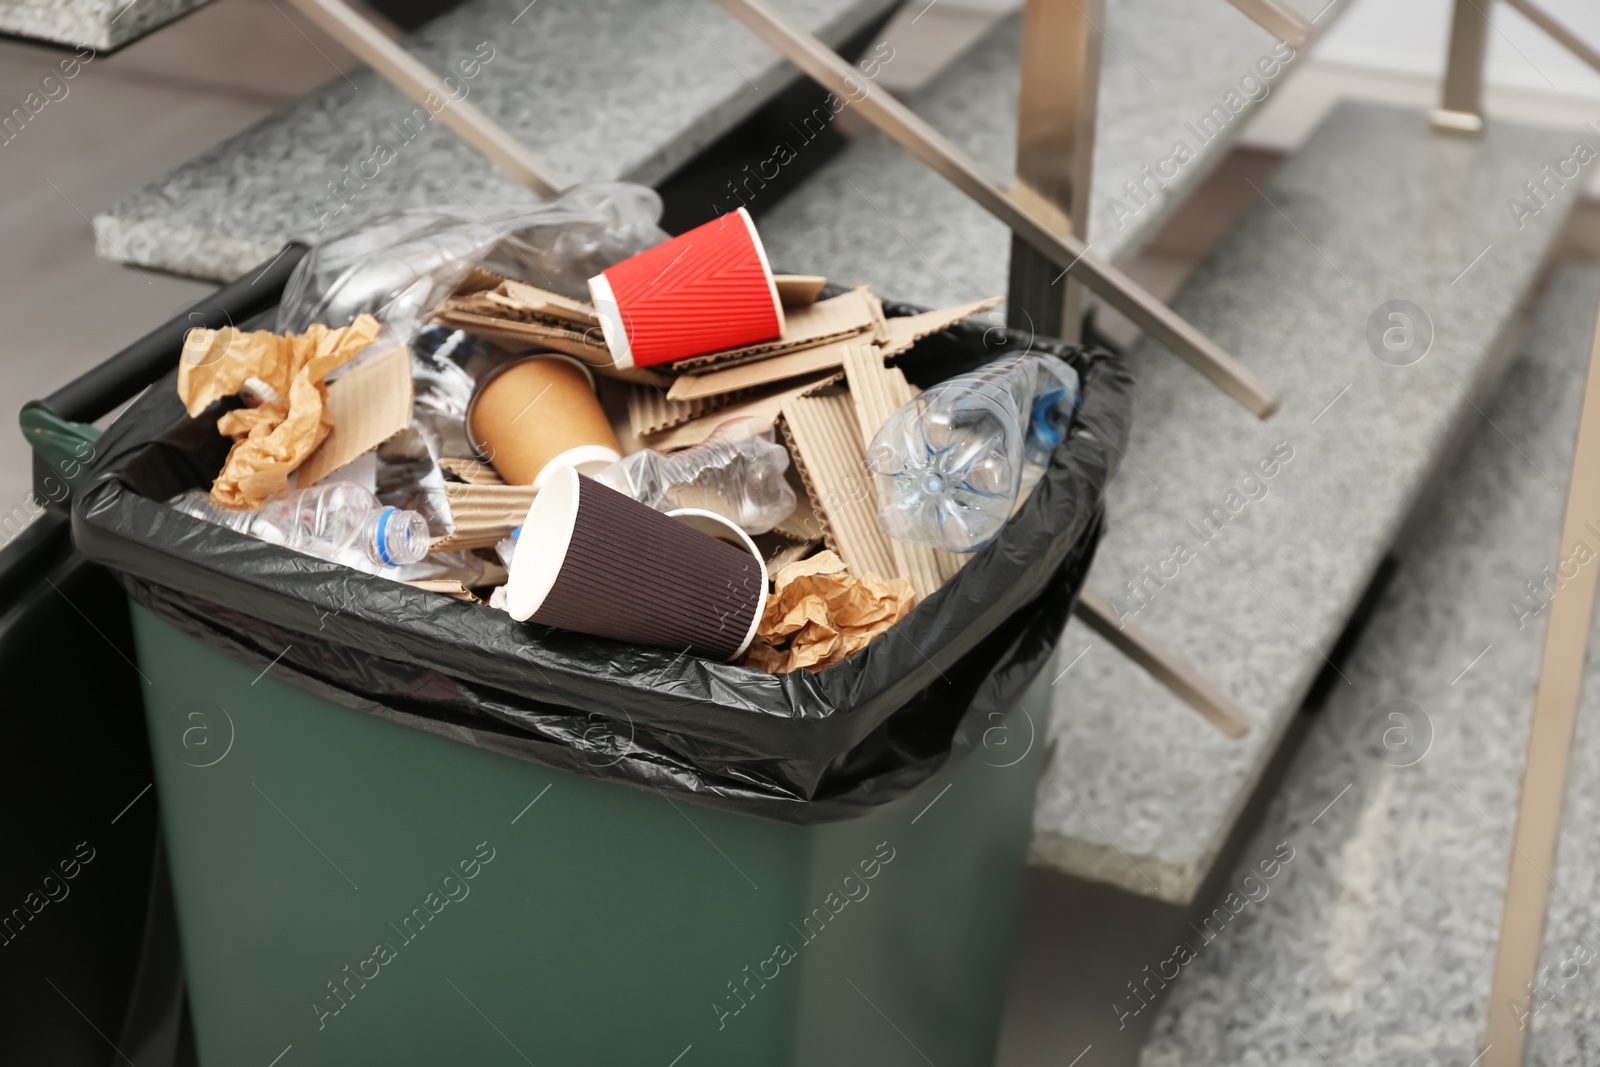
[589,207,784,370]
[467,355,621,487]
[506,468,768,662]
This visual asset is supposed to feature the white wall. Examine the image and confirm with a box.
[1315,0,1600,102]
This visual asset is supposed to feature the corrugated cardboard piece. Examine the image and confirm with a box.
[433,278,669,388]
[642,372,840,452]
[780,385,897,582]
[296,344,414,488]
[627,385,739,438]
[671,288,882,373]
[668,294,998,401]
[840,345,965,600]
[437,457,501,485]
[406,578,486,603]
[427,462,538,553]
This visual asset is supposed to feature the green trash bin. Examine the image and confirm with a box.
[132,602,1052,1066]
[49,274,1130,1066]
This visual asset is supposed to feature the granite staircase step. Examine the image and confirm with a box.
[1136,264,1600,1067]
[92,0,900,279]
[0,0,212,51]
[1017,101,1578,905]
[94,0,1343,283]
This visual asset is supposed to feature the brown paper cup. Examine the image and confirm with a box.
[505,468,768,661]
[467,355,621,488]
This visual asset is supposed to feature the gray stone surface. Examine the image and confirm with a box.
[1029,101,1581,903]
[1138,265,1600,1067]
[92,0,898,279]
[757,0,1348,305]
[97,0,1342,282]
[0,0,209,51]
[1528,435,1600,1062]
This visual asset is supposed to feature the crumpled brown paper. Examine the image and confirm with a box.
[177,314,381,509]
[741,550,915,674]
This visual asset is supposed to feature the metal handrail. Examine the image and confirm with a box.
[714,0,1281,418]
[1436,0,1600,132]
[286,0,569,195]
[1434,5,1600,1062]
[1224,0,1313,46]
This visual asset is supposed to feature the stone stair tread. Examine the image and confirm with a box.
[1138,265,1600,1066]
[92,0,897,280]
[755,0,1347,309]
[1032,101,1580,903]
[0,0,211,51]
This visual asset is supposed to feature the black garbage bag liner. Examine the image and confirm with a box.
[72,298,1135,823]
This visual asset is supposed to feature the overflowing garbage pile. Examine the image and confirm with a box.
[167,183,1081,673]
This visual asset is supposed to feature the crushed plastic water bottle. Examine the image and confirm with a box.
[593,417,796,535]
[169,483,430,569]
[866,352,1080,553]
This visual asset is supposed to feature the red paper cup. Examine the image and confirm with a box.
[505,468,769,661]
[588,207,785,370]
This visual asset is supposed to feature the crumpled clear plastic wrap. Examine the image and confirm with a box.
[276,182,668,341]
[594,417,797,534]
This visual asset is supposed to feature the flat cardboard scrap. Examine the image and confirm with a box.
[295,344,414,488]
[741,550,914,673]
[666,335,863,403]
[765,538,822,572]
[180,314,382,509]
[774,274,827,306]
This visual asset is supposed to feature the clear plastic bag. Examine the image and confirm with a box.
[276,182,668,341]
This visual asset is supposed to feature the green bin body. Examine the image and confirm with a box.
[132,604,1050,1067]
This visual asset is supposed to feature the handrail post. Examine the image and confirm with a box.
[1007,0,1101,344]
[1434,0,1493,134]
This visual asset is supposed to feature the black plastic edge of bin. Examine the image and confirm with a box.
[67,287,1135,824]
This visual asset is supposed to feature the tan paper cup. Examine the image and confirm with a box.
[467,355,621,488]
[506,468,768,661]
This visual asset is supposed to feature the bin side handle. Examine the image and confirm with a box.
[21,403,101,492]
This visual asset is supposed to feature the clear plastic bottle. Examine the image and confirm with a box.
[866,352,1080,553]
[593,416,797,534]
[169,483,430,568]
